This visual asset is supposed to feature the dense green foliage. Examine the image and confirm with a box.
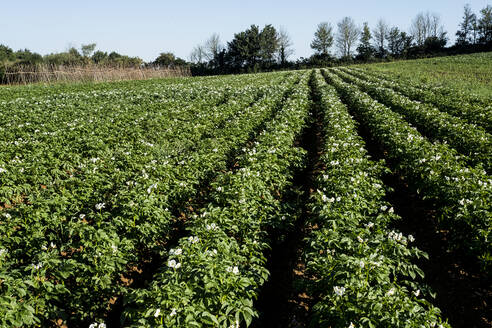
[324,70,491,271]
[334,68,492,171]
[0,63,489,327]
[358,52,492,98]
[304,72,449,328]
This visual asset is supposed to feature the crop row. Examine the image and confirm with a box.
[0,72,298,326]
[302,71,449,328]
[347,67,492,132]
[323,70,491,273]
[115,72,312,327]
[334,68,491,173]
[0,72,265,105]
[354,66,492,108]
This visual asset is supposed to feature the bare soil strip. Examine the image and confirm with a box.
[253,73,324,328]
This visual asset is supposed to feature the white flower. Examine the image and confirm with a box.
[169,308,177,317]
[321,194,328,202]
[0,249,8,257]
[206,223,217,230]
[388,230,403,242]
[459,199,465,206]
[232,266,239,275]
[168,259,181,269]
[0,168,6,173]
[365,222,374,229]
[3,213,11,219]
[357,236,364,243]
[408,235,415,242]
[95,203,106,210]
[147,183,158,194]
[380,205,388,211]
[98,324,106,328]
[188,236,199,244]
[413,289,420,297]
[89,324,98,328]
[229,320,240,328]
[79,214,86,219]
[388,207,394,213]
[212,148,218,152]
[386,287,396,296]
[323,174,329,180]
[32,262,43,270]
[111,244,118,254]
[154,308,161,317]
[333,286,346,296]
[349,323,355,328]
[359,260,365,268]
[336,196,341,202]
[217,186,223,192]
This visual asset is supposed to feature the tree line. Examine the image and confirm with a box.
[189,4,491,74]
[1,3,491,79]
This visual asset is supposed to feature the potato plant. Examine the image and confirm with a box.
[334,68,492,172]
[348,67,492,132]
[324,70,491,273]
[302,71,450,328]
[0,66,489,327]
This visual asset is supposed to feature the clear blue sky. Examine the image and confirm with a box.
[1,0,490,62]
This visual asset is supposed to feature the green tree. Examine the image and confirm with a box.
[154,52,186,68]
[108,51,122,61]
[154,52,177,67]
[92,51,108,64]
[81,43,97,57]
[478,5,492,44]
[456,4,477,45]
[0,44,15,62]
[387,27,413,58]
[225,24,279,70]
[15,49,43,65]
[44,47,83,66]
[310,22,334,56]
[259,24,279,65]
[356,22,374,60]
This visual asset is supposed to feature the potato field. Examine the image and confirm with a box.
[0,66,490,328]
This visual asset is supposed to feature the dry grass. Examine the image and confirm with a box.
[2,64,191,85]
